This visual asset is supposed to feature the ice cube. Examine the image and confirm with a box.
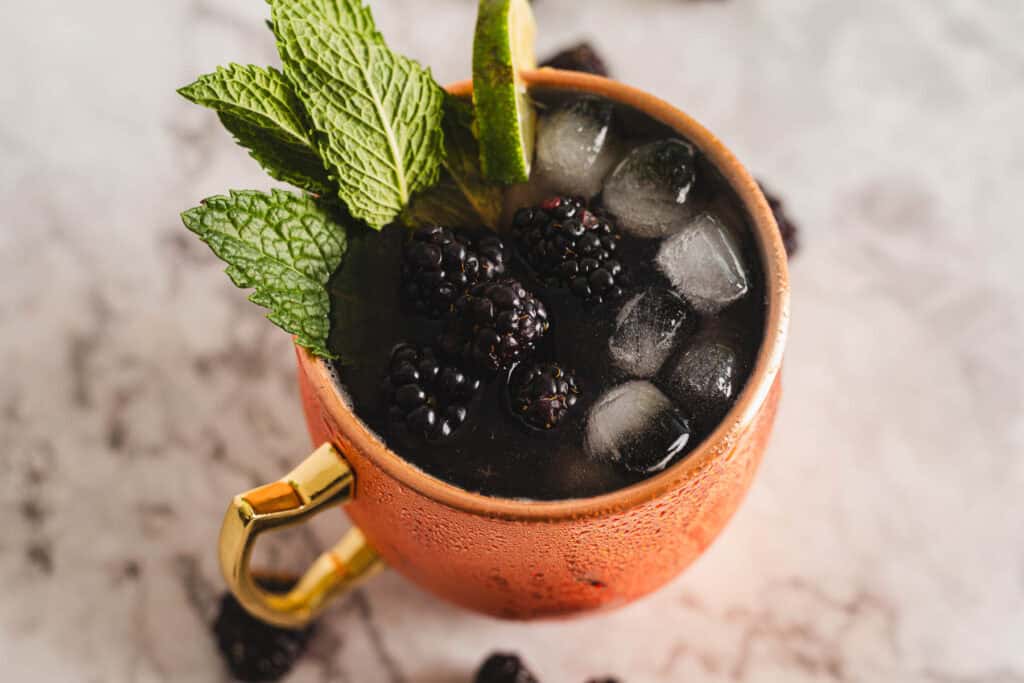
[602,139,698,238]
[656,214,749,313]
[535,96,621,199]
[664,340,740,431]
[584,381,692,474]
[608,288,692,378]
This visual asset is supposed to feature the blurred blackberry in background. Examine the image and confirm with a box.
[213,577,314,682]
[757,182,800,257]
[384,344,480,442]
[513,196,626,304]
[540,42,609,77]
[474,653,540,683]
[509,361,580,430]
[443,278,549,372]
[401,225,507,317]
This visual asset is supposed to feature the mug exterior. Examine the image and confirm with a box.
[295,69,789,620]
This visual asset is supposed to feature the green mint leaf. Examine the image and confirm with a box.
[217,112,332,194]
[178,64,309,144]
[178,64,331,193]
[272,1,446,229]
[403,95,503,229]
[280,0,380,37]
[265,1,379,43]
[181,189,347,358]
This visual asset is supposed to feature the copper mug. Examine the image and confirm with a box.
[218,69,790,628]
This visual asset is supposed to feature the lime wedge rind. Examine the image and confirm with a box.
[473,0,537,184]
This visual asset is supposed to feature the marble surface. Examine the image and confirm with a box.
[2,0,1023,681]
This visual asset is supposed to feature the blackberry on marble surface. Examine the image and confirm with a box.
[757,182,799,258]
[474,653,540,683]
[213,577,314,682]
[539,41,610,77]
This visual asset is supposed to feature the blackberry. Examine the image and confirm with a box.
[512,197,626,304]
[213,577,314,682]
[384,344,480,442]
[509,362,580,430]
[474,653,540,683]
[540,41,610,77]
[758,181,799,257]
[401,225,507,317]
[443,279,549,372]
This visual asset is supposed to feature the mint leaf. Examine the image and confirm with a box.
[178,65,309,146]
[279,0,380,38]
[181,189,347,358]
[218,112,332,194]
[272,1,446,229]
[265,0,380,44]
[403,96,503,229]
[178,64,331,194]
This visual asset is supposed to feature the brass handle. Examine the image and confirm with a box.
[218,443,384,628]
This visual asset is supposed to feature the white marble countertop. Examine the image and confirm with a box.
[2,1,1023,681]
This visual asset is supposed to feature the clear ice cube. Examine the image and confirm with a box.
[608,288,691,378]
[656,213,749,313]
[664,340,740,429]
[584,381,692,474]
[602,138,698,238]
[535,96,621,198]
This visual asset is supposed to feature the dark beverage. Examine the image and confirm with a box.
[327,88,765,500]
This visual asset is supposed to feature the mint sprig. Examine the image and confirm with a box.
[181,190,347,358]
[272,0,446,229]
[178,65,330,194]
[178,0,456,358]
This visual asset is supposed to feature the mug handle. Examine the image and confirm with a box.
[218,442,384,628]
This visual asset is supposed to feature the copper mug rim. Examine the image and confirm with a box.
[297,68,790,523]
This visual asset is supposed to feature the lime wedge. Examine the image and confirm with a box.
[472,0,537,184]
